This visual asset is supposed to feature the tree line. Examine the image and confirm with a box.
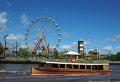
[0,42,59,59]
[109,52,120,61]
[0,42,120,60]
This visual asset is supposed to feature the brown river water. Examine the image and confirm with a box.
[0,64,120,82]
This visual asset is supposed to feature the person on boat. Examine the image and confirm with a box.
[71,58,76,62]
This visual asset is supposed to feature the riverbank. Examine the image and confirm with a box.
[0,57,120,65]
[109,61,120,65]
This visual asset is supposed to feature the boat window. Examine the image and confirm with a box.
[39,63,45,67]
[60,64,65,68]
[52,64,58,68]
[73,65,78,69]
[92,65,97,70]
[86,65,91,69]
[80,65,85,69]
[98,65,103,70]
[67,64,72,69]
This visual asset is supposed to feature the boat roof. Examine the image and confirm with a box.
[44,61,109,65]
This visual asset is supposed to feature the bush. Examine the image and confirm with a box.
[0,43,4,55]
[19,48,30,58]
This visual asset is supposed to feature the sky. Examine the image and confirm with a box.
[0,0,120,54]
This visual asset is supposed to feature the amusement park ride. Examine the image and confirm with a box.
[31,34,49,54]
[25,17,61,55]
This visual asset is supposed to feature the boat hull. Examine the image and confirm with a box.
[31,67,112,75]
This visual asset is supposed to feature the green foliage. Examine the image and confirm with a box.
[52,48,58,58]
[109,52,120,61]
[19,48,29,58]
[0,42,4,55]
[116,51,120,61]
[117,51,120,55]
[79,53,85,59]
[109,55,116,61]
[39,51,48,57]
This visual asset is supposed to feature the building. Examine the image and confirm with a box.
[78,41,84,54]
[87,49,100,60]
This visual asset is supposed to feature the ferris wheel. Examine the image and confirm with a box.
[25,17,61,54]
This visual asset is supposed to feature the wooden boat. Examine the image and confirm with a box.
[31,61,112,75]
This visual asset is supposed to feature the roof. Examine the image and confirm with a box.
[45,61,109,65]
[65,51,81,55]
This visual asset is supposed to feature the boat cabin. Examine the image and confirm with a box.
[31,61,112,75]
[38,62,109,71]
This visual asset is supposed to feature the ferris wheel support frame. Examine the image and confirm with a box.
[31,34,49,54]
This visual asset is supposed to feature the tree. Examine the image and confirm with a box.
[109,55,116,61]
[116,51,120,61]
[39,51,48,58]
[0,43,4,56]
[19,48,29,58]
[52,48,58,58]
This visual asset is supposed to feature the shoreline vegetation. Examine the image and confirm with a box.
[0,57,120,65]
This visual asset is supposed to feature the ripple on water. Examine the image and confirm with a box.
[0,64,120,82]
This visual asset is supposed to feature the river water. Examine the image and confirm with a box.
[0,64,120,82]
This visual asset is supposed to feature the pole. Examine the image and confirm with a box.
[3,34,8,58]
[48,42,51,58]
[4,38,6,58]
[15,41,18,56]
[13,45,14,52]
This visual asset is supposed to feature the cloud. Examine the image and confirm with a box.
[61,45,71,49]
[6,1,12,7]
[79,39,92,45]
[20,14,30,26]
[71,42,77,48]
[0,12,8,31]
[116,46,120,51]
[84,41,91,45]
[106,38,116,42]
[20,45,28,48]
[63,32,70,38]
[61,40,93,50]
[106,34,120,42]
[103,46,113,51]
[116,34,120,39]
[6,34,24,40]
[61,41,77,50]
